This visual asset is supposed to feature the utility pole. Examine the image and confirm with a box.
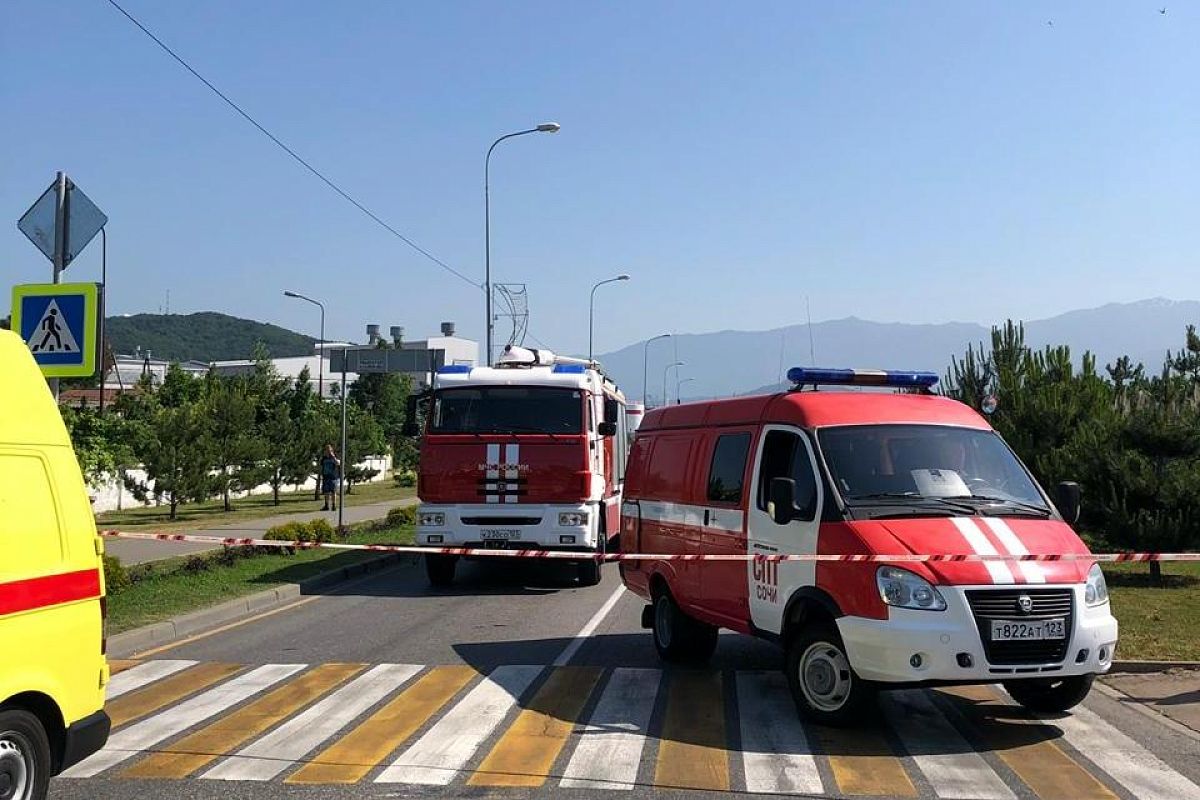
[339,348,348,532]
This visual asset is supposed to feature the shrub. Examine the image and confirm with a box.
[393,469,417,488]
[180,554,210,574]
[103,554,130,595]
[386,506,416,527]
[306,518,336,543]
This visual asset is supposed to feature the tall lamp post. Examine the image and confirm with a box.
[663,361,684,407]
[676,377,695,404]
[588,274,630,363]
[283,290,326,399]
[485,122,560,366]
[643,333,671,406]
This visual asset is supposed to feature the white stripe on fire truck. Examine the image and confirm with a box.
[636,500,744,534]
[504,444,519,503]
[485,444,500,504]
[950,518,1016,584]
[980,518,1046,584]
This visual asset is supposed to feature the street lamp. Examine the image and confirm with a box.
[676,376,695,404]
[283,290,325,399]
[663,361,684,407]
[485,122,560,366]
[643,333,671,405]
[588,274,630,363]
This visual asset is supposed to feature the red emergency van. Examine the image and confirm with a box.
[619,367,1118,726]
[415,346,629,586]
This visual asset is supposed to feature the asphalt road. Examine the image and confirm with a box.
[51,558,1200,800]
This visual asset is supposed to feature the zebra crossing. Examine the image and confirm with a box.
[61,658,1199,798]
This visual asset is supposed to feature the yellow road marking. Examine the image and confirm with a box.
[938,685,1118,800]
[132,597,319,658]
[106,663,242,729]
[813,723,917,796]
[468,666,603,788]
[287,665,478,784]
[108,659,140,675]
[121,663,365,779]
[653,670,729,791]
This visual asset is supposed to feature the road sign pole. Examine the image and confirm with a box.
[48,171,69,399]
[339,349,348,532]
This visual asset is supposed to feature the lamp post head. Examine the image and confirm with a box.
[283,290,300,298]
[536,122,561,133]
[617,274,630,281]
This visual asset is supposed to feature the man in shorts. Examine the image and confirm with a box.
[320,444,341,511]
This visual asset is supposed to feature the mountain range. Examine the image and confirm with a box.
[104,312,316,363]
[593,298,1200,402]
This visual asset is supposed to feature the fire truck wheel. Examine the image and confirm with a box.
[425,554,457,587]
[786,622,876,726]
[577,558,602,586]
[651,589,718,663]
[1002,675,1094,713]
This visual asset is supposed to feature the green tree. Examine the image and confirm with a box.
[60,405,141,487]
[127,401,217,519]
[203,374,262,511]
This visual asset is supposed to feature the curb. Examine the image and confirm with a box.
[1109,660,1200,674]
[108,551,415,658]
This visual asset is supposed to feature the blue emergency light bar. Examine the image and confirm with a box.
[786,367,939,388]
[437,365,472,375]
[551,364,586,374]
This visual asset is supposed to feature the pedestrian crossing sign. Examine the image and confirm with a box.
[11,282,100,377]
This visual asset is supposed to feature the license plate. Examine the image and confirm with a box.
[481,529,520,541]
[990,618,1067,641]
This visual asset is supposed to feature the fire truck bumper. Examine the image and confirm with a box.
[414,503,601,551]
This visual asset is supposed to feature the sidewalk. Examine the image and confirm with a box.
[1102,668,1200,735]
[103,497,418,565]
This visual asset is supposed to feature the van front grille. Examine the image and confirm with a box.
[966,588,1074,665]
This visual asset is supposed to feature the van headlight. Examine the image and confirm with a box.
[559,511,588,527]
[1085,563,1109,606]
[877,566,947,611]
[419,512,445,527]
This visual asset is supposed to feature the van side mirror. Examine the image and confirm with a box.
[769,477,798,525]
[1056,481,1081,524]
[597,422,617,437]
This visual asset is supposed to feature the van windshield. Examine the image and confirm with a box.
[817,424,1050,516]
[430,387,584,435]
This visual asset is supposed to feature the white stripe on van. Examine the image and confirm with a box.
[637,500,744,534]
[980,518,1046,584]
[950,518,1015,584]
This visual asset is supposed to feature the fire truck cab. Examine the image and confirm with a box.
[620,367,1119,726]
[415,346,629,586]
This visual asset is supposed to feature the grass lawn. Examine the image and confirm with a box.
[97,481,416,532]
[107,524,415,634]
[1103,561,1200,661]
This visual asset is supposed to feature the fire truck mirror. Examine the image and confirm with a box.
[1056,481,1082,524]
[598,421,618,437]
[769,477,799,525]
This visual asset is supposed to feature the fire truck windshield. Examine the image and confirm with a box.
[818,424,1049,514]
[429,386,585,435]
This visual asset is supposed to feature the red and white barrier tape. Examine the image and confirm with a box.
[98,530,1200,563]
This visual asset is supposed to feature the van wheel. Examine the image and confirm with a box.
[425,555,457,587]
[577,558,602,586]
[651,590,718,664]
[785,622,876,726]
[1003,675,1094,713]
[0,709,51,800]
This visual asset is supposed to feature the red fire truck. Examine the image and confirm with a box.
[415,346,630,586]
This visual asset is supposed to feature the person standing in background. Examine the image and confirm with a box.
[320,444,341,511]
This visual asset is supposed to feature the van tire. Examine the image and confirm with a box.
[1003,675,1094,713]
[0,708,52,800]
[651,589,718,664]
[425,554,457,587]
[785,622,876,726]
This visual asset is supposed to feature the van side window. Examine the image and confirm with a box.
[0,454,64,578]
[757,431,819,520]
[707,433,751,504]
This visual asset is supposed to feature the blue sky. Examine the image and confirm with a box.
[2,1,1196,356]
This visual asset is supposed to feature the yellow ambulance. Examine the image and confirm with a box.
[0,329,110,799]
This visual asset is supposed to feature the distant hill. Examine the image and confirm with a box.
[595,298,1200,403]
[104,312,315,363]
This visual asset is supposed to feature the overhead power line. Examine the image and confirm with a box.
[104,0,480,289]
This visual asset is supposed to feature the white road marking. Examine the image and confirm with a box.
[64,664,302,778]
[375,664,542,785]
[981,518,1046,583]
[951,517,1016,584]
[201,663,421,781]
[736,672,823,795]
[104,660,197,699]
[553,583,626,667]
[884,690,1014,800]
[1040,702,1200,800]
[560,668,661,790]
